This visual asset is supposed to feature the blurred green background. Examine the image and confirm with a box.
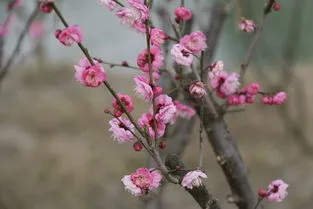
[0,0,313,209]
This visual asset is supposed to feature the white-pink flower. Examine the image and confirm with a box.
[181,170,207,189]
[109,117,134,143]
[74,57,106,87]
[220,72,240,95]
[239,18,256,33]
[116,0,149,32]
[208,61,224,79]
[171,44,193,66]
[174,101,196,120]
[138,113,166,138]
[98,0,117,11]
[266,179,289,202]
[153,94,176,124]
[133,75,153,101]
[121,168,162,196]
[180,31,207,53]
[55,25,84,46]
[150,28,167,47]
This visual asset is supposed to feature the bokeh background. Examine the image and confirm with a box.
[0,0,313,209]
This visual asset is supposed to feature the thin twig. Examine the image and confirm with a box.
[198,51,204,168]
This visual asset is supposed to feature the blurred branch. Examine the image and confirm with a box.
[0,5,40,84]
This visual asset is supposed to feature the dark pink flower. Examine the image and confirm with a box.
[39,0,54,13]
[150,28,167,47]
[137,47,164,72]
[174,7,192,21]
[138,113,166,138]
[74,57,106,87]
[112,94,134,117]
[153,94,176,124]
[55,25,84,46]
[121,168,162,196]
[180,31,207,53]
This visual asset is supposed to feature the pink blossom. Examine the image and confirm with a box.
[245,82,260,95]
[55,25,84,46]
[121,168,162,196]
[112,94,134,117]
[138,113,166,138]
[208,61,224,79]
[220,73,240,95]
[171,44,193,66]
[74,57,106,87]
[181,170,207,189]
[99,0,117,11]
[189,82,206,98]
[29,21,44,38]
[39,0,54,13]
[153,94,177,124]
[210,71,228,89]
[116,0,149,32]
[150,28,168,47]
[174,101,196,120]
[245,95,256,104]
[174,7,192,21]
[109,117,134,143]
[273,91,287,105]
[227,94,246,106]
[262,95,273,105]
[133,75,153,101]
[266,179,289,202]
[239,18,256,33]
[137,47,164,72]
[180,31,207,53]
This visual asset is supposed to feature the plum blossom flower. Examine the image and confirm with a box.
[29,21,44,38]
[150,28,168,47]
[245,82,260,95]
[173,101,196,120]
[227,94,246,106]
[116,0,149,32]
[112,94,134,117]
[153,94,176,124]
[273,91,287,105]
[109,117,134,143]
[181,170,207,189]
[266,179,289,202]
[137,47,164,72]
[121,168,162,196]
[189,82,206,98]
[239,18,256,33]
[133,75,153,101]
[171,44,193,66]
[220,73,240,95]
[174,7,192,21]
[55,25,84,46]
[180,31,207,53]
[208,61,224,79]
[74,57,106,87]
[138,113,166,138]
[99,0,117,11]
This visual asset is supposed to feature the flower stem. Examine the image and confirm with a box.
[198,51,204,168]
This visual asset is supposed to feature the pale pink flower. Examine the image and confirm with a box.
[273,91,287,105]
[189,82,206,98]
[180,31,207,53]
[99,0,117,11]
[150,28,168,47]
[266,179,289,202]
[210,71,229,89]
[239,18,256,33]
[220,73,240,95]
[116,0,149,32]
[208,61,224,79]
[153,94,176,124]
[112,94,134,117]
[29,21,44,38]
[181,170,207,189]
[55,25,84,46]
[138,113,166,138]
[133,75,153,101]
[174,101,196,119]
[174,7,192,21]
[109,117,134,143]
[121,168,162,196]
[137,47,164,72]
[171,44,193,66]
[74,57,106,87]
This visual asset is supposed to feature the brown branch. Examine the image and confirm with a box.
[0,5,40,83]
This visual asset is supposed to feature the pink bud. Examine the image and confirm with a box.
[121,61,129,67]
[245,96,255,104]
[189,82,206,98]
[54,29,61,38]
[133,142,143,152]
[258,189,268,198]
[153,86,163,96]
[40,2,53,14]
[246,82,260,95]
[261,95,273,105]
[273,91,287,105]
[273,3,281,11]
[159,141,166,149]
[103,108,111,114]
